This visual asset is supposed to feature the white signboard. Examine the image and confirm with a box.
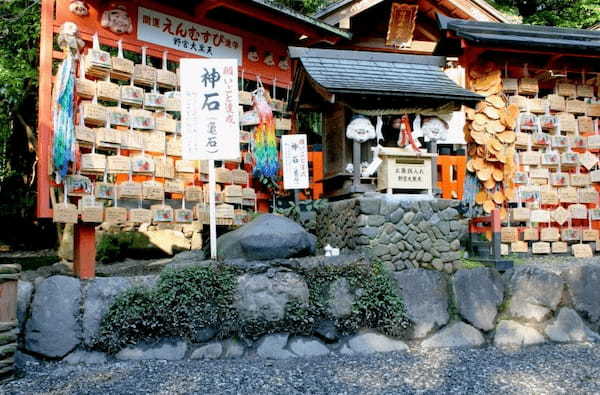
[180,58,240,160]
[281,134,310,190]
[137,7,242,62]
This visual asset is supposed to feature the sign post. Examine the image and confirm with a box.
[282,134,309,205]
[180,58,239,260]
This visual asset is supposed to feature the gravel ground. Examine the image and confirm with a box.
[3,343,600,394]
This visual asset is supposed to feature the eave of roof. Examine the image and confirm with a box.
[435,14,600,56]
[289,46,483,104]
[248,0,352,40]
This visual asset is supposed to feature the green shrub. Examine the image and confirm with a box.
[95,261,411,353]
[96,231,162,264]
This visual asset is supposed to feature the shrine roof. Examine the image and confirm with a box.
[435,14,600,56]
[289,46,483,104]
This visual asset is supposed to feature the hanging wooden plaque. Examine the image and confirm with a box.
[129,208,153,224]
[151,205,174,223]
[185,186,203,202]
[155,157,175,179]
[385,3,418,48]
[570,203,588,219]
[131,155,155,174]
[107,155,131,174]
[511,241,529,253]
[551,206,570,225]
[118,181,142,199]
[557,83,577,97]
[174,208,193,223]
[532,242,550,254]
[580,187,598,203]
[591,208,600,221]
[143,131,166,154]
[559,186,579,203]
[164,179,185,194]
[120,130,145,151]
[501,227,518,243]
[531,209,550,223]
[570,173,591,187]
[540,227,560,242]
[142,180,164,201]
[561,228,581,241]
[104,206,128,224]
[552,241,568,253]
[175,160,196,174]
[95,182,115,200]
[573,243,593,258]
[583,229,599,241]
[523,227,539,241]
[80,153,107,174]
[53,203,78,224]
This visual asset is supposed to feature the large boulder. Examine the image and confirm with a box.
[234,271,309,322]
[394,269,449,339]
[115,339,187,361]
[141,229,191,255]
[82,277,135,347]
[25,276,81,358]
[453,268,504,331]
[346,330,408,354]
[217,214,316,260]
[562,264,600,324]
[494,320,545,347]
[256,333,295,359]
[545,308,600,343]
[288,337,330,358]
[17,281,33,333]
[421,322,484,348]
[506,266,564,322]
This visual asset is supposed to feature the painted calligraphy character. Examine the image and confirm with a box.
[206,46,213,56]
[201,68,221,89]
[225,39,231,48]
[213,34,224,47]
[190,42,197,51]
[173,38,182,47]
[182,40,189,49]
[202,30,211,43]
[162,18,174,34]
[175,23,187,38]
[188,27,199,41]
[202,93,220,111]
[142,15,151,25]
[152,17,160,27]
[198,44,205,53]
[232,41,239,49]
[206,121,218,153]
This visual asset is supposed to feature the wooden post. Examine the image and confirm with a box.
[352,140,361,190]
[208,160,217,260]
[491,209,501,260]
[73,222,96,279]
[430,140,440,197]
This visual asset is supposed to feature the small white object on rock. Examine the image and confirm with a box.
[324,244,340,257]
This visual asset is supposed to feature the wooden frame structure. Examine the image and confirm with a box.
[37,0,347,277]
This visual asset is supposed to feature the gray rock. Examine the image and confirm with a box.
[372,245,390,257]
[222,338,245,358]
[217,214,316,260]
[194,328,218,343]
[359,227,380,238]
[450,240,461,251]
[347,330,408,354]
[368,215,385,227]
[422,253,433,263]
[116,339,187,361]
[359,198,381,215]
[441,251,461,263]
[17,281,33,333]
[494,320,545,347]
[356,215,369,227]
[453,268,504,331]
[256,334,295,359]
[82,277,133,346]
[25,276,81,358]
[440,208,459,221]
[506,266,564,322]
[394,269,449,339]
[380,199,400,217]
[339,343,354,355]
[421,322,485,348]
[328,278,354,318]
[235,271,309,322]
[403,212,416,225]
[432,259,444,271]
[289,337,330,358]
[314,320,339,342]
[389,208,405,224]
[64,349,108,365]
[545,308,600,343]
[433,239,450,253]
[190,342,223,359]
[562,264,600,324]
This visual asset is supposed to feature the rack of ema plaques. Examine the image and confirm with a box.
[377,147,435,195]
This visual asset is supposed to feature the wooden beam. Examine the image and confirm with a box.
[348,37,436,54]
[36,0,54,218]
[323,0,386,25]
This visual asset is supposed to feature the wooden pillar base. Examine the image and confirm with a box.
[73,222,96,279]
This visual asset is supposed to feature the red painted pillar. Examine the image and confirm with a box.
[73,222,96,279]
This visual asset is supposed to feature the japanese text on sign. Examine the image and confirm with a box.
[282,134,309,190]
[137,7,242,62]
[180,58,240,160]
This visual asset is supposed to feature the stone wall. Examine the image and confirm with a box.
[317,194,469,273]
[15,257,600,363]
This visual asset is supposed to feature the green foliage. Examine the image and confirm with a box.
[273,0,331,14]
[96,261,411,353]
[487,0,600,28]
[96,232,159,264]
[274,199,328,234]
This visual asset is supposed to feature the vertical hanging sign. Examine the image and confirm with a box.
[281,134,309,190]
[180,58,240,160]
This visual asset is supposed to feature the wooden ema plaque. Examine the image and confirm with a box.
[377,148,434,194]
[532,242,551,254]
[53,203,78,224]
[552,242,568,253]
[511,241,529,253]
[104,207,128,224]
[129,208,152,224]
[573,244,593,258]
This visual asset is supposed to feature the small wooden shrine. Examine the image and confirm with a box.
[289,46,482,197]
